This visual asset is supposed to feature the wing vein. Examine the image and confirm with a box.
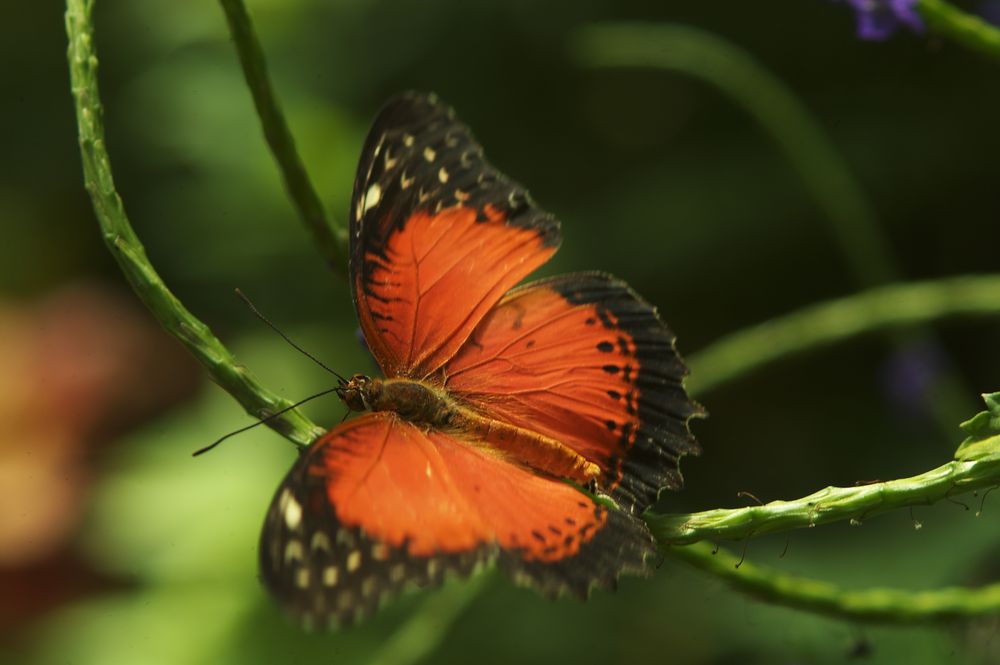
[415,235,540,378]
[448,303,586,379]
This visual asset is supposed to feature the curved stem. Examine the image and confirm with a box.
[669,542,1000,624]
[570,21,979,434]
[686,274,1000,395]
[571,22,897,287]
[648,455,1000,545]
[919,0,1000,61]
[218,0,348,273]
[66,0,323,448]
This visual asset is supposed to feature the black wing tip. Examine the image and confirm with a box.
[355,90,564,255]
[373,90,455,125]
[515,205,562,249]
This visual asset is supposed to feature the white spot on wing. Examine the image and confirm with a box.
[403,134,415,147]
[423,146,436,162]
[311,532,331,552]
[281,490,302,530]
[438,167,448,183]
[295,568,310,589]
[347,550,362,572]
[363,182,382,213]
[401,170,414,189]
[323,566,339,586]
[284,540,304,564]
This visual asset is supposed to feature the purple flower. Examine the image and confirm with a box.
[843,0,925,40]
[879,340,946,424]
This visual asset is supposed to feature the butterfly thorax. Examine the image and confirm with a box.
[342,374,600,484]
[364,377,459,426]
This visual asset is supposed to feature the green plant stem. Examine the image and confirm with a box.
[217,0,347,273]
[669,542,1000,623]
[66,0,323,448]
[571,23,897,287]
[649,454,1000,545]
[686,274,1000,395]
[919,0,1000,61]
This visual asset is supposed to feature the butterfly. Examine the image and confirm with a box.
[259,92,703,628]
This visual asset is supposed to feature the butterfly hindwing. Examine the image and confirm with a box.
[259,412,656,626]
[445,272,703,512]
[259,414,494,628]
[349,92,561,378]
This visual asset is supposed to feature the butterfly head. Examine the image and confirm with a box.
[336,373,376,412]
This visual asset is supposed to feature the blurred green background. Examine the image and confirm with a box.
[4,0,1000,663]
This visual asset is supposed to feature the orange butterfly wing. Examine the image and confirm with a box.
[349,93,559,378]
[258,93,701,626]
[260,413,654,627]
[445,273,702,512]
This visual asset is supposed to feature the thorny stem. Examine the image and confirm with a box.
[649,455,1000,545]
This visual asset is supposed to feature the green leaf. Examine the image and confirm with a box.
[955,392,1000,460]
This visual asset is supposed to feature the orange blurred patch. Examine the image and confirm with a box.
[0,283,199,631]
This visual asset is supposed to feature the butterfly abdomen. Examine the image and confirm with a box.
[450,409,601,484]
[369,377,600,484]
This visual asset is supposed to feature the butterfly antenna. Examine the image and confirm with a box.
[192,386,342,457]
[234,288,348,384]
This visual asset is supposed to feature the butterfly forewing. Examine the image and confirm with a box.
[349,92,560,378]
